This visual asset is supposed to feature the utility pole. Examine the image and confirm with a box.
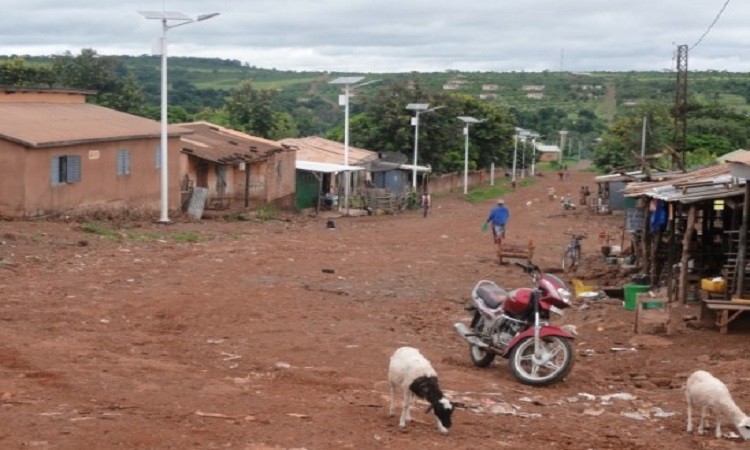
[673,44,688,171]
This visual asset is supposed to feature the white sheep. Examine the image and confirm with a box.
[685,369,750,440]
[388,346,453,434]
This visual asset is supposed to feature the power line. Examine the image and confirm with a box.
[690,0,731,50]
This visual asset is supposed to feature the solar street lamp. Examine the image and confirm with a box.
[329,76,380,214]
[457,116,485,195]
[139,10,219,223]
[406,103,444,190]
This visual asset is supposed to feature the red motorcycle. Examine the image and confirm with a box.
[453,262,576,386]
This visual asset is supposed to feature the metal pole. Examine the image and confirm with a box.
[641,115,647,157]
[521,138,526,178]
[159,21,169,223]
[490,162,495,186]
[531,137,536,176]
[343,84,350,214]
[511,133,518,182]
[412,111,419,190]
[463,125,469,195]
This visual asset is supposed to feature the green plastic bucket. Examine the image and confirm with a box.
[623,284,650,310]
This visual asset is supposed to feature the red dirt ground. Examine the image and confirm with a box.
[1,167,750,450]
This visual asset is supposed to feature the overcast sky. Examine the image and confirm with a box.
[1,0,747,73]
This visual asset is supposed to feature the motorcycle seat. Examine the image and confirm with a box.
[476,284,509,309]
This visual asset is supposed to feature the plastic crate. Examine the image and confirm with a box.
[701,278,726,293]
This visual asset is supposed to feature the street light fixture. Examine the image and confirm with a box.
[406,103,444,190]
[457,116,485,195]
[139,10,219,223]
[329,76,380,214]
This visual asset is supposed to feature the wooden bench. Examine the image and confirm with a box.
[496,239,534,265]
[634,293,672,335]
[699,293,750,334]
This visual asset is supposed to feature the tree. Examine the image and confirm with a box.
[223,80,278,138]
[0,57,54,86]
[592,102,672,171]
[49,49,145,114]
[343,80,516,173]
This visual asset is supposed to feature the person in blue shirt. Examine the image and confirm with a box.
[486,198,510,243]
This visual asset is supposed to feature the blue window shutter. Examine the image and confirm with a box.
[50,156,61,185]
[117,150,125,175]
[117,149,130,175]
[67,155,81,183]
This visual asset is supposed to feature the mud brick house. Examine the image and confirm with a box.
[0,87,189,218]
[177,122,296,210]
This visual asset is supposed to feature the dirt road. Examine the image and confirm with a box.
[1,167,748,449]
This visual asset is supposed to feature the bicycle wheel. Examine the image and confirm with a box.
[562,248,577,272]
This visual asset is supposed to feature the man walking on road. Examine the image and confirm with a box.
[485,198,510,243]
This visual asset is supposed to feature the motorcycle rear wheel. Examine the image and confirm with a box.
[469,314,495,367]
[509,335,574,386]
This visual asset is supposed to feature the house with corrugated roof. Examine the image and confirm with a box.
[0,87,189,218]
[178,122,296,210]
[280,136,430,210]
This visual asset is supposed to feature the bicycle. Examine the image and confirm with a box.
[562,230,587,273]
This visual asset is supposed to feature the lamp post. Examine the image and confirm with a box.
[139,10,219,223]
[406,103,444,190]
[458,116,485,195]
[559,130,568,164]
[530,132,540,176]
[512,127,527,182]
[329,76,380,214]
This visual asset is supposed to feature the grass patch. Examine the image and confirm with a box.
[81,221,204,243]
[466,182,511,203]
[172,231,202,243]
[81,221,120,239]
[255,204,278,221]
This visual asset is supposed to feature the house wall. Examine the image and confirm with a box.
[0,140,26,216]
[12,136,181,217]
[265,148,296,207]
[539,152,559,162]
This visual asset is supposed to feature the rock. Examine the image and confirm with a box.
[629,335,672,349]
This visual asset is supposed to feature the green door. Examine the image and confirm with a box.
[296,171,319,209]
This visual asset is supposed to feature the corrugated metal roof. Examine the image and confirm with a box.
[717,149,750,163]
[724,150,750,165]
[534,143,560,153]
[296,160,365,173]
[0,102,189,148]
[280,136,378,165]
[595,170,682,183]
[178,121,285,164]
[623,163,745,203]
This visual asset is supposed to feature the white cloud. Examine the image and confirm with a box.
[0,0,748,72]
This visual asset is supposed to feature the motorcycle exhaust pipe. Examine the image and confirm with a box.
[453,323,489,349]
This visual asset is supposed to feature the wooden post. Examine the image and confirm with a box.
[678,205,696,304]
[641,205,651,274]
[736,183,750,297]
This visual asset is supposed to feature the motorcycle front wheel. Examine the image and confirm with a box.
[509,335,574,386]
[469,314,495,367]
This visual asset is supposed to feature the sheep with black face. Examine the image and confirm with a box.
[388,346,453,434]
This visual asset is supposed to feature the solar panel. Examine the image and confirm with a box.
[138,11,192,20]
[406,103,429,110]
[329,76,365,85]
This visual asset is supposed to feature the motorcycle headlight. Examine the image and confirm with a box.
[557,288,573,304]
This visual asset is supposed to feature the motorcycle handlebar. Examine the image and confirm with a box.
[515,261,541,275]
